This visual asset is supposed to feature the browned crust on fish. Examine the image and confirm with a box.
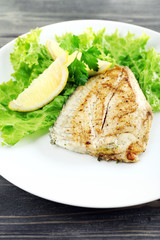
[50,66,153,163]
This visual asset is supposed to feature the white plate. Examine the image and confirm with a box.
[0,20,160,208]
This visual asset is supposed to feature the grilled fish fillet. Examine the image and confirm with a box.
[50,66,153,162]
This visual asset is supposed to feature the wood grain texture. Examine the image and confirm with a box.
[0,0,160,239]
[1,177,160,240]
[0,0,160,46]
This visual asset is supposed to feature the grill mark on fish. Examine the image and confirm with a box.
[101,93,114,130]
[50,66,153,163]
[101,68,124,130]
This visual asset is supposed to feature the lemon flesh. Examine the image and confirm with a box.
[9,58,68,112]
[46,40,65,60]
[46,40,112,75]
[87,60,112,76]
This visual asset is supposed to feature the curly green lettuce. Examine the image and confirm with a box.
[0,29,68,145]
[0,27,160,145]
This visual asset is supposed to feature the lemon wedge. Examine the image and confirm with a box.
[46,40,112,75]
[9,54,68,112]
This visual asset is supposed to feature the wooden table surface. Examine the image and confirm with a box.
[0,0,160,239]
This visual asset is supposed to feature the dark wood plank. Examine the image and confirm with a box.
[0,0,160,239]
[0,176,160,239]
[0,0,160,47]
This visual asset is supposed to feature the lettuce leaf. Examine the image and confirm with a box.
[1,27,160,145]
[0,29,67,145]
[139,48,160,111]
[0,95,66,145]
[102,30,160,112]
